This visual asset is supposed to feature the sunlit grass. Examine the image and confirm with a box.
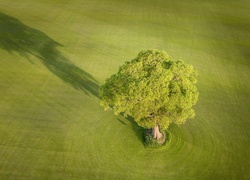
[0,0,249,179]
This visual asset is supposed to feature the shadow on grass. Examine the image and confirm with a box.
[117,115,144,143]
[0,12,99,97]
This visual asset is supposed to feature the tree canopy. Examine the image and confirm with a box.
[100,50,199,132]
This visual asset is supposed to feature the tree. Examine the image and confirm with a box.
[100,50,199,142]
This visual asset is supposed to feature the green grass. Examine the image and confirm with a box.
[0,0,249,179]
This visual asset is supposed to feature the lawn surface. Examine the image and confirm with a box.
[0,0,249,179]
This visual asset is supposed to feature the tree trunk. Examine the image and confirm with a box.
[152,125,163,140]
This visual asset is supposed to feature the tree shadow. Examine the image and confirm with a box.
[116,118,126,125]
[0,12,99,97]
[117,115,144,143]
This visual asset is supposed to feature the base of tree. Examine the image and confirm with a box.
[143,129,168,148]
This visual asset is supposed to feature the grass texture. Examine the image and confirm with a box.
[0,0,249,179]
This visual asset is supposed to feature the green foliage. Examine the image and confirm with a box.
[100,50,199,130]
[0,0,249,178]
[143,129,167,148]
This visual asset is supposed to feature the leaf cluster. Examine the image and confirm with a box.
[100,50,199,130]
[143,129,167,148]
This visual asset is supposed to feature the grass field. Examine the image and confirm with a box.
[0,0,249,179]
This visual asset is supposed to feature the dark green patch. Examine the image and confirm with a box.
[143,129,169,148]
